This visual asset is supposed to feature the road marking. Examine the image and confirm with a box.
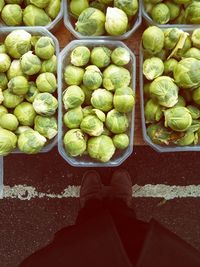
[1,184,200,200]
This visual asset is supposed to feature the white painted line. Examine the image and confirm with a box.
[1,184,200,200]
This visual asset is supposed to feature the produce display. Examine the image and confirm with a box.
[0,30,58,156]
[62,44,135,163]
[142,26,200,147]
[0,0,61,26]
[68,0,139,36]
[143,0,200,25]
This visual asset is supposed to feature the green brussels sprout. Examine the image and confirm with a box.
[20,51,41,75]
[31,35,41,47]
[0,128,17,156]
[173,58,200,89]
[0,53,11,72]
[82,105,93,117]
[102,127,111,136]
[75,7,106,36]
[25,82,39,103]
[64,65,84,86]
[113,86,135,113]
[90,0,106,12]
[88,135,116,162]
[34,115,57,139]
[45,0,61,19]
[142,26,164,55]
[192,87,200,105]
[111,47,130,66]
[0,113,19,131]
[106,109,129,134]
[83,65,102,90]
[0,0,5,12]
[0,105,8,117]
[185,2,200,24]
[80,114,104,136]
[103,64,131,91]
[174,95,186,107]
[173,0,190,4]
[91,47,111,68]
[175,131,196,146]
[164,28,183,50]
[114,0,138,17]
[174,36,192,59]
[0,73,8,90]
[92,109,105,122]
[187,105,200,120]
[63,85,85,110]
[144,99,163,123]
[165,1,180,21]
[7,60,23,80]
[0,43,6,53]
[40,55,57,74]
[8,76,29,96]
[183,48,200,60]
[18,130,46,154]
[2,89,23,108]
[91,89,113,112]
[30,0,50,8]
[33,92,58,116]
[63,129,87,157]
[143,57,164,80]
[15,126,33,135]
[113,133,129,149]
[63,106,83,129]
[70,46,90,67]
[14,102,36,126]
[36,73,57,93]
[80,85,92,105]
[5,30,32,59]
[164,58,178,76]
[155,49,168,61]
[151,3,170,24]
[173,8,186,24]
[105,7,128,36]
[70,0,89,17]
[191,29,200,49]
[0,89,3,104]
[164,107,192,132]
[1,4,22,25]
[5,0,23,3]
[99,0,113,4]
[150,76,179,108]
[23,5,51,26]
[35,37,55,60]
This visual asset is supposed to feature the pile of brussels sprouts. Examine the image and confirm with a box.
[0,30,58,156]
[144,0,200,25]
[0,0,61,26]
[142,26,200,147]
[62,45,135,163]
[69,0,138,36]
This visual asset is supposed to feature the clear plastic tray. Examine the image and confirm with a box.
[58,39,136,167]
[63,0,142,40]
[0,0,64,31]
[140,27,200,153]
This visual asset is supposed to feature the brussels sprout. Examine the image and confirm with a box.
[187,105,200,120]
[5,30,31,59]
[3,89,23,108]
[143,57,164,80]
[40,55,57,74]
[31,35,41,47]
[0,105,7,117]
[103,64,131,91]
[91,89,113,112]
[80,85,92,105]
[14,102,36,126]
[82,105,93,117]
[88,135,116,162]
[174,95,186,107]
[164,28,183,50]
[151,3,170,24]
[192,87,200,105]
[185,2,200,24]
[7,60,23,80]
[83,65,102,90]
[80,114,104,136]
[25,82,39,103]
[0,43,6,54]
[173,8,186,24]
[142,26,164,55]
[165,1,180,21]
[0,0,5,12]
[174,58,200,89]
[90,0,106,12]
[174,36,192,59]
[0,89,3,105]
[0,53,11,73]
[8,76,29,96]
[0,73,8,90]
[35,37,55,60]
[164,107,192,132]
[113,133,129,149]
[63,85,85,111]
[0,113,18,131]
[36,73,57,93]
[175,131,196,146]
[111,47,130,66]
[150,76,178,108]
[70,46,90,67]
[63,129,87,157]
[63,106,83,129]
[75,7,106,36]
[191,29,200,49]
[70,0,89,17]
[113,87,135,113]
[144,99,163,123]
[18,130,46,154]
[33,93,58,116]
[91,47,111,68]
[0,128,17,156]
[34,115,57,139]
[30,0,50,8]
[1,4,22,25]
[15,126,33,135]
[114,0,138,17]
[155,49,168,61]
[164,58,178,76]
[23,5,51,26]
[64,65,84,86]
[45,0,61,19]
[20,51,41,75]
[102,127,111,136]
[106,109,129,134]
[5,0,23,3]
[105,7,128,36]
[92,109,105,122]
[183,48,200,60]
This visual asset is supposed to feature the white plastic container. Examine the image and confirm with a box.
[58,39,136,167]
